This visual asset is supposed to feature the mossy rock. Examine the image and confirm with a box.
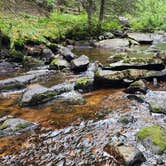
[137,125,166,154]
[75,77,94,92]
[50,58,69,70]
[0,82,26,92]
[14,122,30,131]
[149,101,166,114]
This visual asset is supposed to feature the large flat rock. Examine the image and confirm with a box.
[95,38,129,49]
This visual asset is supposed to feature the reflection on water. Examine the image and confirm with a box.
[73,45,150,65]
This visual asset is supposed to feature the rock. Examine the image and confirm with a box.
[98,32,114,40]
[75,77,94,92]
[118,114,135,125]
[0,61,18,76]
[50,58,70,70]
[71,55,89,72]
[58,91,86,105]
[0,116,38,137]
[94,69,150,87]
[59,47,76,61]
[42,48,56,64]
[95,68,166,88]
[20,85,57,107]
[0,70,52,92]
[145,91,166,114]
[51,83,75,94]
[128,33,154,44]
[95,38,129,49]
[104,144,146,166]
[137,125,166,154]
[125,80,147,94]
[117,146,146,166]
[108,57,165,71]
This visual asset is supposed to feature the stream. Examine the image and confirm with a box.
[0,34,166,165]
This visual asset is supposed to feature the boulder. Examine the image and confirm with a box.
[0,116,38,137]
[128,33,154,44]
[144,91,166,114]
[75,77,94,92]
[137,125,166,154]
[108,57,165,71]
[50,58,70,70]
[20,85,57,107]
[104,144,146,166]
[0,70,52,92]
[95,68,166,88]
[58,91,86,105]
[41,48,56,64]
[59,47,76,61]
[95,38,129,49]
[51,83,75,93]
[125,80,147,94]
[0,61,18,76]
[71,55,89,72]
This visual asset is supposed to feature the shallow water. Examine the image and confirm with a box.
[0,43,166,164]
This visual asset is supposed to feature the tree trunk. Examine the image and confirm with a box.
[98,0,105,32]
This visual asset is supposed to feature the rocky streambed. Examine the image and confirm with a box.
[0,32,166,165]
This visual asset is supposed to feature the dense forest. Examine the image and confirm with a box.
[0,1,166,166]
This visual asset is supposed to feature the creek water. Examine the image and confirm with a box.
[0,44,166,165]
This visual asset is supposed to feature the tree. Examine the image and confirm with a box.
[98,0,105,32]
[81,0,95,34]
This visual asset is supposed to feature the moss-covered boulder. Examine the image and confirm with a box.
[125,80,147,94]
[137,125,166,154]
[0,116,38,137]
[75,77,94,92]
[50,58,70,70]
[20,85,57,107]
[108,57,164,71]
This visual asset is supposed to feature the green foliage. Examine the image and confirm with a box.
[130,0,166,31]
[0,11,120,48]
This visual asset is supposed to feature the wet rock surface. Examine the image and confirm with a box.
[95,38,129,49]
[0,116,38,137]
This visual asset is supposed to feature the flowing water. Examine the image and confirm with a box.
[0,43,166,165]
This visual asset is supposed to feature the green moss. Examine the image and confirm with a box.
[137,125,166,153]
[95,70,100,77]
[76,77,91,86]
[0,123,8,130]
[0,83,26,92]
[51,58,60,65]
[14,122,30,131]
